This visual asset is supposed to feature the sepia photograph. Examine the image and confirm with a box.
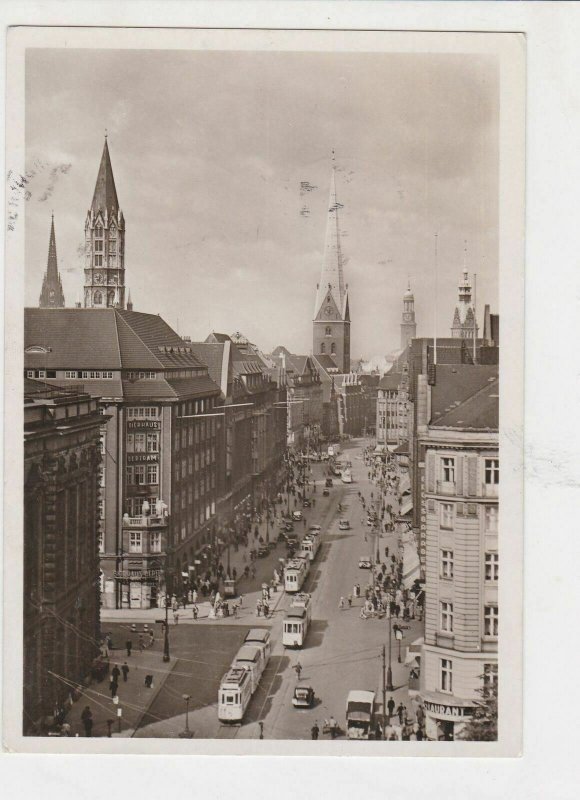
[4,24,525,756]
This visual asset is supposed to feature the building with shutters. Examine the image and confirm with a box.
[416,364,499,741]
[24,379,106,733]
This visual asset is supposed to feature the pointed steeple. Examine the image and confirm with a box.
[314,153,347,318]
[91,135,119,218]
[39,214,65,308]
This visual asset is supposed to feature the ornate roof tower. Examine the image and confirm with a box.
[400,280,417,350]
[39,215,65,308]
[84,136,126,309]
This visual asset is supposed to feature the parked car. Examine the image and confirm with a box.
[257,545,270,558]
[302,498,311,508]
[358,556,372,569]
[325,478,333,488]
[338,519,350,531]
[309,524,321,532]
[292,510,303,521]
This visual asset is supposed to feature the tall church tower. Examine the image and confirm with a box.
[84,137,126,309]
[312,157,351,373]
[451,269,478,339]
[400,280,417,350]
[39,214,65,308]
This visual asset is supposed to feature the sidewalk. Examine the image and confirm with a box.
[64,643,175,738]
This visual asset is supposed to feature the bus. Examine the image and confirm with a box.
[284,558,308,593]
[218,666,253,723]
[282,606,309,648]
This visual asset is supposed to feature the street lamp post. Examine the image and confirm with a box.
[386,606,394,692]
[179,694,193,738]
[163,594,171,662]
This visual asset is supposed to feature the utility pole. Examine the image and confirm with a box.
[386,610,394,692]
[382,644,387,738]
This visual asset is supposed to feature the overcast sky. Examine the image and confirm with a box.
[25,48,498,357]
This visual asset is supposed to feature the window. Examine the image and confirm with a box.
[331,342,336,355]
[440,503,453,529]
[138,371,157,380]
[94,255,103,267]
[95,225,103,238]
[147,433,159,453]
[129,532,142,553]
[134,433,146,453]
[147,464,159,485]
[483,663,498,690]
[440,601,454,632]
[94,290,103,304]
[485,553,499,581]
[325,326,332,336]
[320,343,325,354]
[98,530,105,553]
[126,434,134,453]
[442,457,455,483]
[485,459,499,485]
[441,659,453,693]
[484,605,499,637]
[485,506,498,532]
[97,497,105,521]
[94,239,103,252]
[441,550,454,579]
[126,406,159,419]
[109,240,117,254]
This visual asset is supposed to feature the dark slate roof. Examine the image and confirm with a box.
[91,139,119,217]
[379,371,401,391]
[393,442,409,454]
[205,332,232,344]
[25,308,206,371]
[430,365,498,430]
[24,377,88,400]
[313,354,339,371]
[189,343,227,389]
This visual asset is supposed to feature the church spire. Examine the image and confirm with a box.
[39,214,65,308]
[314,153,347,319]
[91,136,119,218]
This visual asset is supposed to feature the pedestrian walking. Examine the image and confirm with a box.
[138,634,145,652]
[173,611,179,625]
[311,722,320,740]
[256,599,262,617]
[294,661,302,680]
[329,715,338,739]
[110,679,118,698]
[339,596,345,610]
[397,703,406,726]
[81,706,93,737]
[125,639,132,657]
[192,603,198,620]
[111,664,121,683]
[263,602,270,618]
[387,696,395,720]
[347,594,352,607]
[121,662,129,682]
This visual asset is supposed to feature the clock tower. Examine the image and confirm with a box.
[312,156,351,373]
[84,136,126,309]
[400,280,417,350]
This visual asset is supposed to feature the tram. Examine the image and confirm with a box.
[244,628,272,661]
[282,606,309,648]
[284,558,308,593]
[218,666,253,723]
[301,535,320,561]
[232,643,269,692]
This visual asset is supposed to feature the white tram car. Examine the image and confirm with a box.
[218,666,253,723]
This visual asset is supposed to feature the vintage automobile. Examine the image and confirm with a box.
[292,510,303,521]
[309,524,321,532]
[358,556,372,569]
[322,489,330,497]
[257,545,270,558]
[302,498,311,508]
[292,683,316,709]
[338,519,350,531]
[325,478,333,488]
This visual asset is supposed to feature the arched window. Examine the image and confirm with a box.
[94,290,103,305]
[320,343,326,354]
[331,342,336,355]
[325,326,332,336]
[95,224,103,238]
[108,290,115,305]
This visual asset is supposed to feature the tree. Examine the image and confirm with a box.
[460,674,498,741]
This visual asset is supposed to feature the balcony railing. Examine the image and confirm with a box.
[436,480,456,496]
[122,514,168,528]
